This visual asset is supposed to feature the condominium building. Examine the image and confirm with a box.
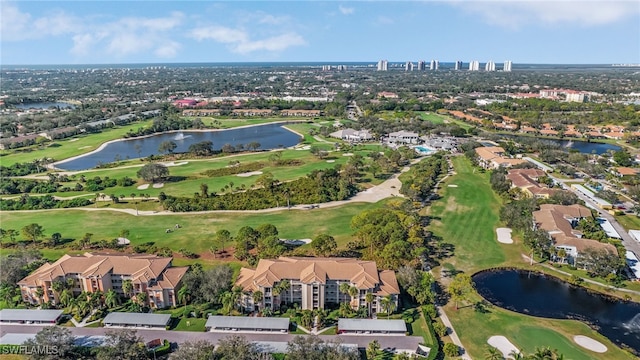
[504,60,512,72]
[430,60,439,70]
[405,61,414,71]
[18,253,188,309]
[377,60,388,71]
[417,61,426,71]
[485,60,496,72]
[236,257,400,313]
[469,60,480,71]
[454,61,463,70]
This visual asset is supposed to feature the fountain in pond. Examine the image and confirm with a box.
[174,132,190,141]
[625,313,640,332]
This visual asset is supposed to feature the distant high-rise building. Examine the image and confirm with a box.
[485,60,496,72]
[322,65,332,71]
[430,60,439,70]
[417,61,426,71]
[503,60,512,72]
[405,61,414,71]
[469,60,480,71]
[454,61,463,70]
[377,60,388,71]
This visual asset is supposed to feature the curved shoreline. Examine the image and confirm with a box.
[51,120,306,171]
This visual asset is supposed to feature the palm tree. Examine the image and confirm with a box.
[122,280,133,299]
[177,286,190,316]
[365,292,375,317]
[380,295,396,319]
[348,286,359,309]
[252,291,263,311]
[339,283,351,304]
[508,350,524,360]
[58,289,72,308]
[220,291,235,315]
[51,280,64,304]
[530,347,555,360]
[484,345,503,360]
[35,287,44,304]
[105,289,119,309]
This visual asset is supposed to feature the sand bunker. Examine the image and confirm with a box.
[69,138,79,142]
[326,160,335,163]
[152,183,164,188]
[162,161,188,167]
[573,335,607,353]
[496,228,514,244]
[137,184,150,190]
[78,146,92,149]
[342,153,354,157]
[237,171,263,177]
[487,336,519,358]
[117,237,131,245]
[448,184,458,187]
[295,145,311,151]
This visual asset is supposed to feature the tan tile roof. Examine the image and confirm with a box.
[149,266,188,290]
[554,235,617,254]
[376,270,400,296]
[616,167,639,176]
[19,253,174,288]
[237,257,398,292]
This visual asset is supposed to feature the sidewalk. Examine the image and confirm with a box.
[437,305,472,359]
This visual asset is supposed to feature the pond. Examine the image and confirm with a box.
[473,269,640,353]
[14,102,76,110]
[496,134,621,154]
[55,123,302,171]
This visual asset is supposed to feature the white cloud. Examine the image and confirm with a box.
[190,26,248,43]
[0,3,79,41]
[1,3,184,59]
[190,25,306,54]
[339,5,355,15]
[449,0,639,29]
[375,16,395,25]
[71,12,185,58]
[233,33,307,54]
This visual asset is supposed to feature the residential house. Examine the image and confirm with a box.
[279,109,322,117]
[532,204,617,263]
[231,109,273,116]
[18,253,188,309]
[182,109,222,117]
[474,146,526,169]
[235,257,399,313]
[507,169,558,199]
[329,128,374,142]
[388,130,419,144]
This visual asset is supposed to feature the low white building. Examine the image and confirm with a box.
[329,128,374,142]
[388,131,419,144]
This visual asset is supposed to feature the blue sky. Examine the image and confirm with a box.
[2,1,639,65]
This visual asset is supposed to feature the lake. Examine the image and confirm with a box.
[496,134,621,154]
[473,269,640,353]
[55,123,302,171]
[14,102,76,110]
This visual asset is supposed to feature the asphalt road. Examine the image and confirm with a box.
[550,174,640,256]
[0,324,424,352]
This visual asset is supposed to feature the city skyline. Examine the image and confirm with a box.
[1,1,639,65]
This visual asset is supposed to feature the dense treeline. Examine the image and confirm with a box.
[0,194,91,210]
[160,167,357,211]
[0,160,50,177]
[400,152,449,202]
[0,175,135,195]
[124,109,203,138]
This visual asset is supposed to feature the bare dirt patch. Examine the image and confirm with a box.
[444,196,471,213]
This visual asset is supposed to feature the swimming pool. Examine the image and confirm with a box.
[414,146,433,154]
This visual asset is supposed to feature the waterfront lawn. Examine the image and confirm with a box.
[427,156,508,272]
[444,301,635,360]
[0,120,154,166]
[1,200,387,255]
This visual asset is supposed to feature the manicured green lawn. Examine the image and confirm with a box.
[0,120,155,166]
[430,155,637,359]
[445,301,635,360]
[417,112,446,125]
[1,200,387,256]
[427,156,507,272]
[172,317,206,331]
